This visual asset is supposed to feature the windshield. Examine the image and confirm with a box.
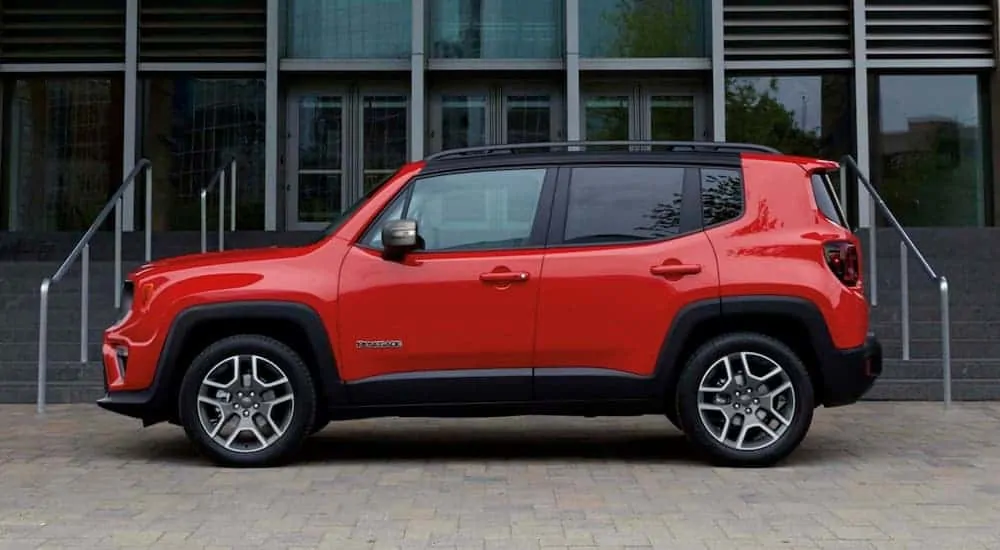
[319,170,400,237]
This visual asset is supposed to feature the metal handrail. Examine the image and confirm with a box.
[839,155,951,408]
[37,159,154,414]
[200,158,237,253]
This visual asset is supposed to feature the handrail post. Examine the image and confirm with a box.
[81,244,90,364]
[37,278,51,415]
[940,276,951,408]
[200,189,208,253]
[114,197,123,309]
[218,170,225,251]
[900,240,909,361]
[230,158,237,232]
[839,167,848,220]
[869,204,878,306]
[145,164,153,262]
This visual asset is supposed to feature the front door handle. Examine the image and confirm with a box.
[650,263,702,277]
[480,271,530,283]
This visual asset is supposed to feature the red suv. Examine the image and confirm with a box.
[99,141,882,468]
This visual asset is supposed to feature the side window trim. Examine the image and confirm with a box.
[545,163,704,248]
[356,165,558,253]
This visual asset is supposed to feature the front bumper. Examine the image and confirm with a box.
[96,390,160,424]
[97,340,168,426]
[818,333,883,407]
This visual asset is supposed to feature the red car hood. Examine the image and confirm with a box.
[129,244,315,279]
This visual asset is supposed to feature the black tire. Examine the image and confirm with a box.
[675,332,814,468]
[177,334,316,468]
[310,417,331,436]
[665,407,683,432]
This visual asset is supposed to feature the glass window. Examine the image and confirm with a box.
[363,168,548,251]
[701,168,743,227]
[283,0,411,58]
[506,95,553,144]
[4,78,124,231]
[873,74,989,227]
[580,0,708,58]
[584,96,630,141]
[811,173,847,228]
[428,0,564,59]
[139,78,266,231]
[725,74,853,161]
[564,166,685,244]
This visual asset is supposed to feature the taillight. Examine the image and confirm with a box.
[824,241,860,287]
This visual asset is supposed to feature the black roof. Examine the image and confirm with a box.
[423,140,781,164]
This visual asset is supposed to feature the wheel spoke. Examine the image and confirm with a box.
[771,409,791,427]
[267,393,293,407]
[699,356,734,393]
[735,422,752,449]
[767,381,793,398]
[208,413,231,438]
[197,395,225,410]
[263,412,283,436]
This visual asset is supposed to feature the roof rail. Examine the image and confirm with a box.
[424,140,782,162]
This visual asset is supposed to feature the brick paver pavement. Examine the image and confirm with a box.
[0,403,998,550]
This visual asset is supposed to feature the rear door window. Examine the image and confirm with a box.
[561,166,686,245]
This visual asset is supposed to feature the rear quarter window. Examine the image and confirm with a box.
[810,172,848,228]
[701,168,744,227]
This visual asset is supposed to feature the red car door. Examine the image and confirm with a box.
[336,165,557,405]
[533,164,721,401]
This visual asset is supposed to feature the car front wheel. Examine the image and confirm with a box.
[177,334,316,467]
[676,332,814,467]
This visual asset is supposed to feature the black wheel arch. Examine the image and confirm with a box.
[146,300,345,423]
[655,295,842,406]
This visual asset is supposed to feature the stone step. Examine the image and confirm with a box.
[877,339,1000,360]
[863,379,1000,401]
[0,342,110,362]
[0,361,105,384]
[0,382,105,405]
[871,321,1000,341]
[880,359,1000,380]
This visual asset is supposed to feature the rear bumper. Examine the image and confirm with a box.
[818,333,883,407]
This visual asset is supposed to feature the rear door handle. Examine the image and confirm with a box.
[480,271,530,283]
[650,263,702,277]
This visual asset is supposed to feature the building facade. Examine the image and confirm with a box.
[0,0,997,235]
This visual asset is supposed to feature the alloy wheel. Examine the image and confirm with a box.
[696,351,796,452]
[196,354,296,453]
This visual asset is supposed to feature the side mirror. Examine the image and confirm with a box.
[381,219,419,258]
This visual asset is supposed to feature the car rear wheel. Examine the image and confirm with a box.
[177,334,316,467]
[675,332,814,467]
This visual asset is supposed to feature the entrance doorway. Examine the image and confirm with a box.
[285,85,408,230]
[582,82,709,142]
[428,82,564,153]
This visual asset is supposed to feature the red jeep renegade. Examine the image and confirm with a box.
[99,141,882,468]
